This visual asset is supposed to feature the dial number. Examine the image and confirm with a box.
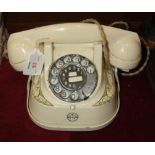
[50,78,58,85]
[87,65,95,74]
[64,56,72,64]
[73,56,80,63]
[71,91,79,101]
[51,67,59,75]
[54,85,62,93]
[81,59,89,67]
[56,60,64,68]
[61,90,70,99]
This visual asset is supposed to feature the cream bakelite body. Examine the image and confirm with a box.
[7,23,141,131]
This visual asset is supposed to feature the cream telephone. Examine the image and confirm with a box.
[7,20,141,131]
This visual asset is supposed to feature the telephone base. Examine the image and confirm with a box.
[27,93,120,131]
[28,109,119,131]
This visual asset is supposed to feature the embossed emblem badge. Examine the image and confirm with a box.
[67,113,79,122]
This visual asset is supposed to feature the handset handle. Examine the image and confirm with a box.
[7,21,141,72]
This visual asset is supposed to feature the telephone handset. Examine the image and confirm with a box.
[7,21,141,131]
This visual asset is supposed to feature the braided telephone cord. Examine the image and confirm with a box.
[82,19,116,106]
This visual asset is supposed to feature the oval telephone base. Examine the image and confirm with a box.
[27,91,119,131]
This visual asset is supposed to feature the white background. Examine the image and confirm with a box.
[0,0,155,12]
[1,142,155,155]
